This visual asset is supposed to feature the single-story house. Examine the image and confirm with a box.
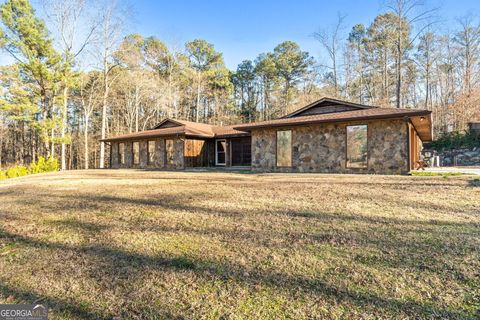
[101,97,432,174]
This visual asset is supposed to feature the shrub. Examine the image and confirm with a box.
[0,157,59,181]
[28,157,45,174]
[28,156,59,174]
[6,166,29,178]
[425,129,480,151]
[45,156,59,172]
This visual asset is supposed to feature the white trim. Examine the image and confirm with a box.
[215,139,226,166]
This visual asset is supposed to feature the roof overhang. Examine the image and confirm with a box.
[235,110,433,141]
[409,113,433,141]
[100,131,186,142]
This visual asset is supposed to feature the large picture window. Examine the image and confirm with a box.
[118,143,125,164]
[276,130,292,167]
[133,141,140,165]
[148,141,155,164]
[346,125,368,168]
[165,139,174,166]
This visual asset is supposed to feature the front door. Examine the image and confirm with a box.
[215,139,226,166]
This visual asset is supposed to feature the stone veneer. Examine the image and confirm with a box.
[111,136,184,169]
[251,119,409,174]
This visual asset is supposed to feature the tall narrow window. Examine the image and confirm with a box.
[118,143,125,164]
[165,139,174,166]
[216,139,226,165]
[148,141,155,164]
[276,130,292,167]
[133,141,140,165]
[346,125,368,168]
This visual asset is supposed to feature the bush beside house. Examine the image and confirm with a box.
[0,156,59,180]
[424,130,480,166]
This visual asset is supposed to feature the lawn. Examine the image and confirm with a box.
[0,170,479,319]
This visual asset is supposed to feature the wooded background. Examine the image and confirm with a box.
[0,0,479,170]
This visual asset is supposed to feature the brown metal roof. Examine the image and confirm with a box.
[234,107,433,141]
[213,125,250,137]
[101,99,433,142]
[101,120,249,142]
[101,126,187,142]
[165,119,216,136]
[282,97,377,118]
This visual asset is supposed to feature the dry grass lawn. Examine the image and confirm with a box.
[0,170,479,319]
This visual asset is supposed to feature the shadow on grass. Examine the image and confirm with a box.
[48,219,107,235]
[469,178,480,187]
[9,189,480,278]
[0,226,474,319]
[0,282,108,319]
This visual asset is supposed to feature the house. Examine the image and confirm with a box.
[101,97,432,174]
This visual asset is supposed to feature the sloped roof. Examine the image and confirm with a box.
[101,119,248,142]
[153,119,216,136]
[213,125,250,137]
[283,97,376,118]
[234,107,433,141]
[102,97,433,142]
[101,126,187,142]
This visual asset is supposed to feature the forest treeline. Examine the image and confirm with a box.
[0,0,479,169]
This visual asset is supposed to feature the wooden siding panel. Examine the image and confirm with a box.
[184,139,208,167]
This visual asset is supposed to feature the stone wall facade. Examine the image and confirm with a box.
[110,136,184,170]
[436,147,480,166]
[251,119,409,174]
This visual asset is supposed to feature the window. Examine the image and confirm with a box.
[165,139,174,165]
[216,139,226,165]
[118,143,125,164]
[148,141,155,164]
[133,141,140,165]
[276,130,292,167]
[346,125,368,168]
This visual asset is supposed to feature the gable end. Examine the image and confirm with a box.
[152,119,184,130]
[284,97,376,118]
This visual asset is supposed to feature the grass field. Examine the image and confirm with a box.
[0,170,479,319]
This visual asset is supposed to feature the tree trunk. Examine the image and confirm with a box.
[84,114,89,170]
[99,61,109,169]
[61,86,68,170]
[135,85,139,132]
[196,72,201,122]
[50,128,55,157]
[396,12,402,108]
[332,48,338,96]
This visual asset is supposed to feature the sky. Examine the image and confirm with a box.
[129,0,480,69]
[2,0,480,69]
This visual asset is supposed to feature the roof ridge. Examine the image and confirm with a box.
[233,107,431,132]
[282,97,379,119]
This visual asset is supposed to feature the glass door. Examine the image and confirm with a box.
[215,139,226,166]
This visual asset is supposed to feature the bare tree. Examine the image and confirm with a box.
[313,13,346,96]
[95,0,127,169]
[453,15,480,96]
[79,74,99,169]
[387,0,438,108]
[42,0,98,170]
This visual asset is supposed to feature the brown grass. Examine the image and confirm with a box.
[0,170,479,319]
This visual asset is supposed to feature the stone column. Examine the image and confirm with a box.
[139,141,148,168]
[111,143,119,168]
[155,139,165,168]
